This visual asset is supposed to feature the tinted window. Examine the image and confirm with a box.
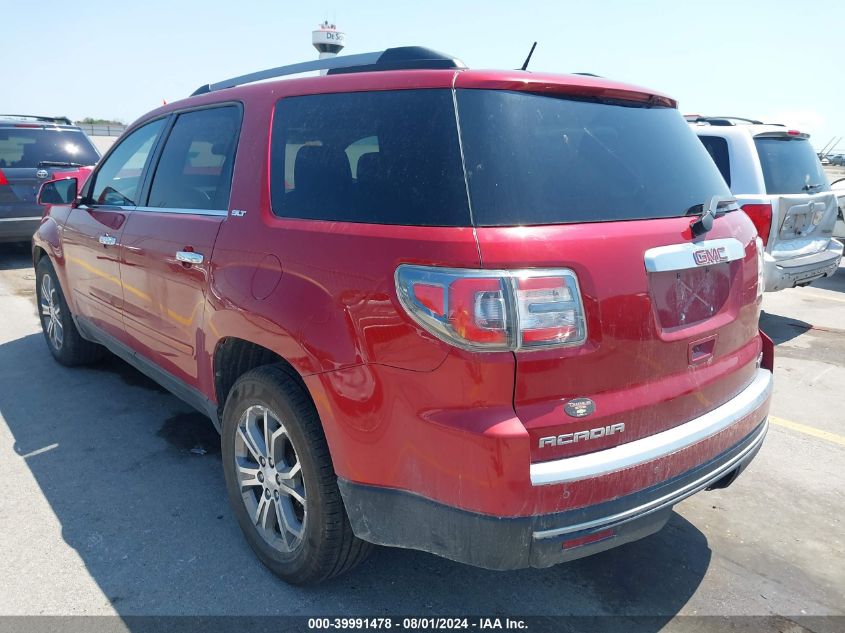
[456,90,731,226]
[147,106,240,210]
[90,119,165,206]
[270,90,470,226]
[0,128,99,168]
[698,135,731,186]
[754,137,829,195]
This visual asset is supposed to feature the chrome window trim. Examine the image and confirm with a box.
[0,217,41,222]
[530,368,773,486]
[532,419,768,540]
[644,237,746,272]
[132,206,228,217]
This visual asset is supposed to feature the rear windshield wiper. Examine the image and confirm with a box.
[684,197,737,217]
[686,195,737,238]
[802,183,824,191]
[37,160,84,168]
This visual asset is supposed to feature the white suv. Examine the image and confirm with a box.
[689,116,843,291]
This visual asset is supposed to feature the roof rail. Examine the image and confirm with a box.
[0,114,73,125]
[191,46,466,96]
[684,115,764,126]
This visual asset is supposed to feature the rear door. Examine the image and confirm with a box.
[119,105,240,388]
[753,133,838,259]
[62,119,166,343]
[455,87,762,462]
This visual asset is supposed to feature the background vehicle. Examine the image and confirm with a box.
[0,115,99,243]
[831,177,845,240]
[689,116,843,291]
[33,48,773,584]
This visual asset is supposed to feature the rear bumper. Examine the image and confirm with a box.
[763,239,843,291]
[339,418,768,570]
[339,368,772,570]
[0,217,40,243]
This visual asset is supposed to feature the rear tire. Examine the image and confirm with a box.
[35,257,104,366]
[221,365,372,585]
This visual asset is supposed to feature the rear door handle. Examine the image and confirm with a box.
[98,235,117,246]
[176,251,204,265]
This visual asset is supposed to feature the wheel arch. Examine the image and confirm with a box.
[212,336,312,420]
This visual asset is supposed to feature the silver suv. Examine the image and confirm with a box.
[689,116,843,292]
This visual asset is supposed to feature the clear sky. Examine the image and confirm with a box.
[5,0,843,150]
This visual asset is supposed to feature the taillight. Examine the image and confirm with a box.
[395,265,587,352]
[742,204,773,246]
[0,169,7,186]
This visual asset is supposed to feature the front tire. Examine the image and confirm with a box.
[221,365,372,584]
[36,257,104,366]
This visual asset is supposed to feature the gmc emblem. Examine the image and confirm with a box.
[693,246,728,266]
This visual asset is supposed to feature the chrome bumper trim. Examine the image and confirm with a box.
[530,368,773,486]
[533,418,768,540]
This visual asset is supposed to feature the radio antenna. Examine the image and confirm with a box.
[520,42,538,71]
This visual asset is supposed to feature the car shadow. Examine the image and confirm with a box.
[0,332,711,627]
[0,241,32,271]
[759,310,813,345]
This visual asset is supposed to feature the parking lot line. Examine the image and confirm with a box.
[801,292,845,304]
[770,415,845,447]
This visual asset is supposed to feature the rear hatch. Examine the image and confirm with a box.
[753,132,838,258]
[0,125,99,219]
[453,81,762,462]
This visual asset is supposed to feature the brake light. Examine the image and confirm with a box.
[742,204,773,246]
[412,283,445,315]
[395,265,587,351]
[0,169,7,185]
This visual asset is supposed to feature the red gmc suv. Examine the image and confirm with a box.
[32,47,773,585]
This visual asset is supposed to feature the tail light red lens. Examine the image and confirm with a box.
[395,265,587,352]
[741,204,773,246]
[0,169,7,186]
[412,283,445,316]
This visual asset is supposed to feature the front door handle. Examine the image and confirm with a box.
[98,234,117,246]
[176,251,204,265]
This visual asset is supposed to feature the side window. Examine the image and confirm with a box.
[147,106,240,211]
[698,135,731,187]
[90,119,165,206]
[270,90,470,226]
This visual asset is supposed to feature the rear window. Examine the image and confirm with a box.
[0,128,99,168]
[698,135,731,186]
[457,90,731,226]
[270,89,470,226]
[754,137,829,195]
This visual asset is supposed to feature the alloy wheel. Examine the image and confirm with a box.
[40,273,64,351]
[234,405,307,552]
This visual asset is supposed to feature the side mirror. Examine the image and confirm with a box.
[38,178,78,206]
